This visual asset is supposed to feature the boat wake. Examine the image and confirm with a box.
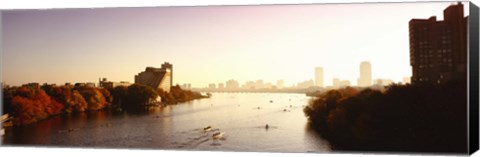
[171,126,227,149]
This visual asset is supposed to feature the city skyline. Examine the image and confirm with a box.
[202,62,407,90]
[0,1,474,154]
[1,2,469,87]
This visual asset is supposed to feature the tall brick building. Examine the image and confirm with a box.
[409,2,467,84]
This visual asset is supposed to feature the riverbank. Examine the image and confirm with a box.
[303,80,467,153]
[156,85,210,105]
[2,84,208,126]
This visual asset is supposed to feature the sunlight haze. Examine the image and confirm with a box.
[1,1,469,87]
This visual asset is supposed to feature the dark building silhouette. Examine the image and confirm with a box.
[161,62,173,87]
[134,62,173,92]
[98,78,131,88]
[409,2,467,84]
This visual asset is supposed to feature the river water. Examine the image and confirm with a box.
[2,93,331,153]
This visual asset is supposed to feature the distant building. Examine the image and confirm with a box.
[255,80,264,89]
[297,80,315,89]
[243,81,256,89]
[403,77,411,84]
[409,3,467,84]
[226,79,239,89]
[332,78,350,89]
[86,82,96,88]
[315,67,324,88]
[276,80,284,89]
[218,83,225,89]
[357,61,372,87]
[374,79,394,87]
[332,78,340,89]
[42,83,56,87]
[23,83,40,89]
[99,78,131,88]
[208,83,216,89]
[74,83,86,87]
[340,80,351,87]
[134,62,173,92]
[181,83,192,90]
[264,82,274,89]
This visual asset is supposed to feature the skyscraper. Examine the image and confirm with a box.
[315,67,324,88]
[409,3,467,84]
[357,61,372,87]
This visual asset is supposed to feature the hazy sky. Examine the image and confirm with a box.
[1,1,469,87]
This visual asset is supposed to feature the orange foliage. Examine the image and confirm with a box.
[10,87,52,125]
[79,88,107,111]
[71,90,88,112]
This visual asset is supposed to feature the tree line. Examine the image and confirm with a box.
[303,80,467,153]
[156,85,207,105]
[2,84,207,125]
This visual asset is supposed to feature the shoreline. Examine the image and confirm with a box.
[2,84,210,126]
[303,81,468,154]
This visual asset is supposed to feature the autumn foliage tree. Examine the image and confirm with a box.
[9,86,63,125]
[3,83,206,125]
[75,87,107,111]
[64,90,88,112]
[157,85,205,104]
[99,88,113,108]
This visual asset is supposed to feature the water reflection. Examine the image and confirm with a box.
[3,93,330,153]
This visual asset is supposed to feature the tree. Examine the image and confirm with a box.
[78,87,107,111]
[69,90,88,112]
[99,88,113,108]
[125,84,158,111]
[2,87,17,115]
[110,86,128,110]
[157,88,174,104]
[10,87,53,125]
[304,82,467,153]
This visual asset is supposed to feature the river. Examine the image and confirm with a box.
[2,93,331,153]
